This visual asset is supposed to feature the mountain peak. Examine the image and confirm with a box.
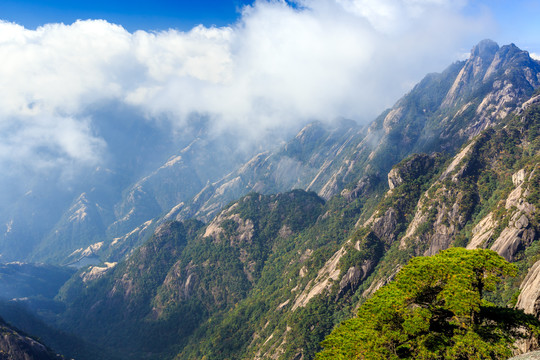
[471,39,499,59]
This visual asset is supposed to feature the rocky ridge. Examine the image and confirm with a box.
[35,41,540,360]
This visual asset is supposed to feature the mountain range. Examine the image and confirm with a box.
[1,39,540,359]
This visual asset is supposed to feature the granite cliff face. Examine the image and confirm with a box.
[377,94,540,261]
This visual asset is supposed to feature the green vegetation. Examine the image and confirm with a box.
[317,248,540,360]
[40,43,540,360]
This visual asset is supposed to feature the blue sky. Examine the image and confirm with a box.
[0,0,255,31]
[1,0,539,54]
[462,0,540,54]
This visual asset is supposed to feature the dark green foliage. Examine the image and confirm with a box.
[375,153,447,242]
[339,229,383,275]
[171,187,381,360]
[318,248,540,360]
[286,296,338,360]
[58,220,204,359]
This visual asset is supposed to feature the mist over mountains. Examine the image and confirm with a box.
[0,0,501,266]
[0,36,539,360]
[0,0,495,259]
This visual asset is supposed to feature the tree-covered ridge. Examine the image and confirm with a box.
[363,94,539,293]
[173,187,384,360]
[317,248,540,360]
[54,190,327,359]
[56,219,204,359]
[10,41,539,360]
[313,100,540,359]
[81,40,540,269]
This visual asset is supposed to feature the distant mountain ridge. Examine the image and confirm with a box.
[74,38,540,266]
[29,40,540,360]
[2,39,538,269]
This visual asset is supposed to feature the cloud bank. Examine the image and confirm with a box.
[0,0,492,172]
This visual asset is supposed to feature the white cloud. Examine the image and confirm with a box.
[0,0,493,173]
[531,52,540,61]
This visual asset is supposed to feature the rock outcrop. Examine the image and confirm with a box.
[516,260,540,316]
[467,168,538,262]
[0,318,63,360]
[489,169,537,261]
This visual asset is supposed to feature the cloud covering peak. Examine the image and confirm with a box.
[0,0,492,171]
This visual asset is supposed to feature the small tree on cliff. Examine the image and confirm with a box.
[317,248,540,360]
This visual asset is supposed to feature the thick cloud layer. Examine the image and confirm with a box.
[0,0,492,172]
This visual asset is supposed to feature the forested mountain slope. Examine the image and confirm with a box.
[42,40,540,360]
[63,39,540,270]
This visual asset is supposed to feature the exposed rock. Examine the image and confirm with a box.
[68,193,89,223]
[365,153,442,243]
[318,173,341,200]
[422,203,461,256]
[516,260,540,316]
[276,299,290,311]
[509,351,540,360]
[299,249,313,263]
[440,40,540,136]
[519,94,540,113]
[337,266,362,298]
[491,215,535,261]
[336,259,376,299]
[362,265,402,299]
[467,213,497,249]
[515,260,540,354]
[0,318,63,360]
[370,208,399,244]
[398,145,475,251]
[399,203,429,249]
[387,168,403,190]
[292,247,346,310]
[400,184,467,255]
[278,225,293,238]
[438,141,475,181]
[81,262,117,283]
[442,40,499,108]
[69,241,104,259]
[107,219,155,261]
[490,169,537,261]
[382,107,405,134]
[203,205,254,246]
[513,168,527,186]
[299,266,308,278]
[158,260,198,305]
[341,175,377,201]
